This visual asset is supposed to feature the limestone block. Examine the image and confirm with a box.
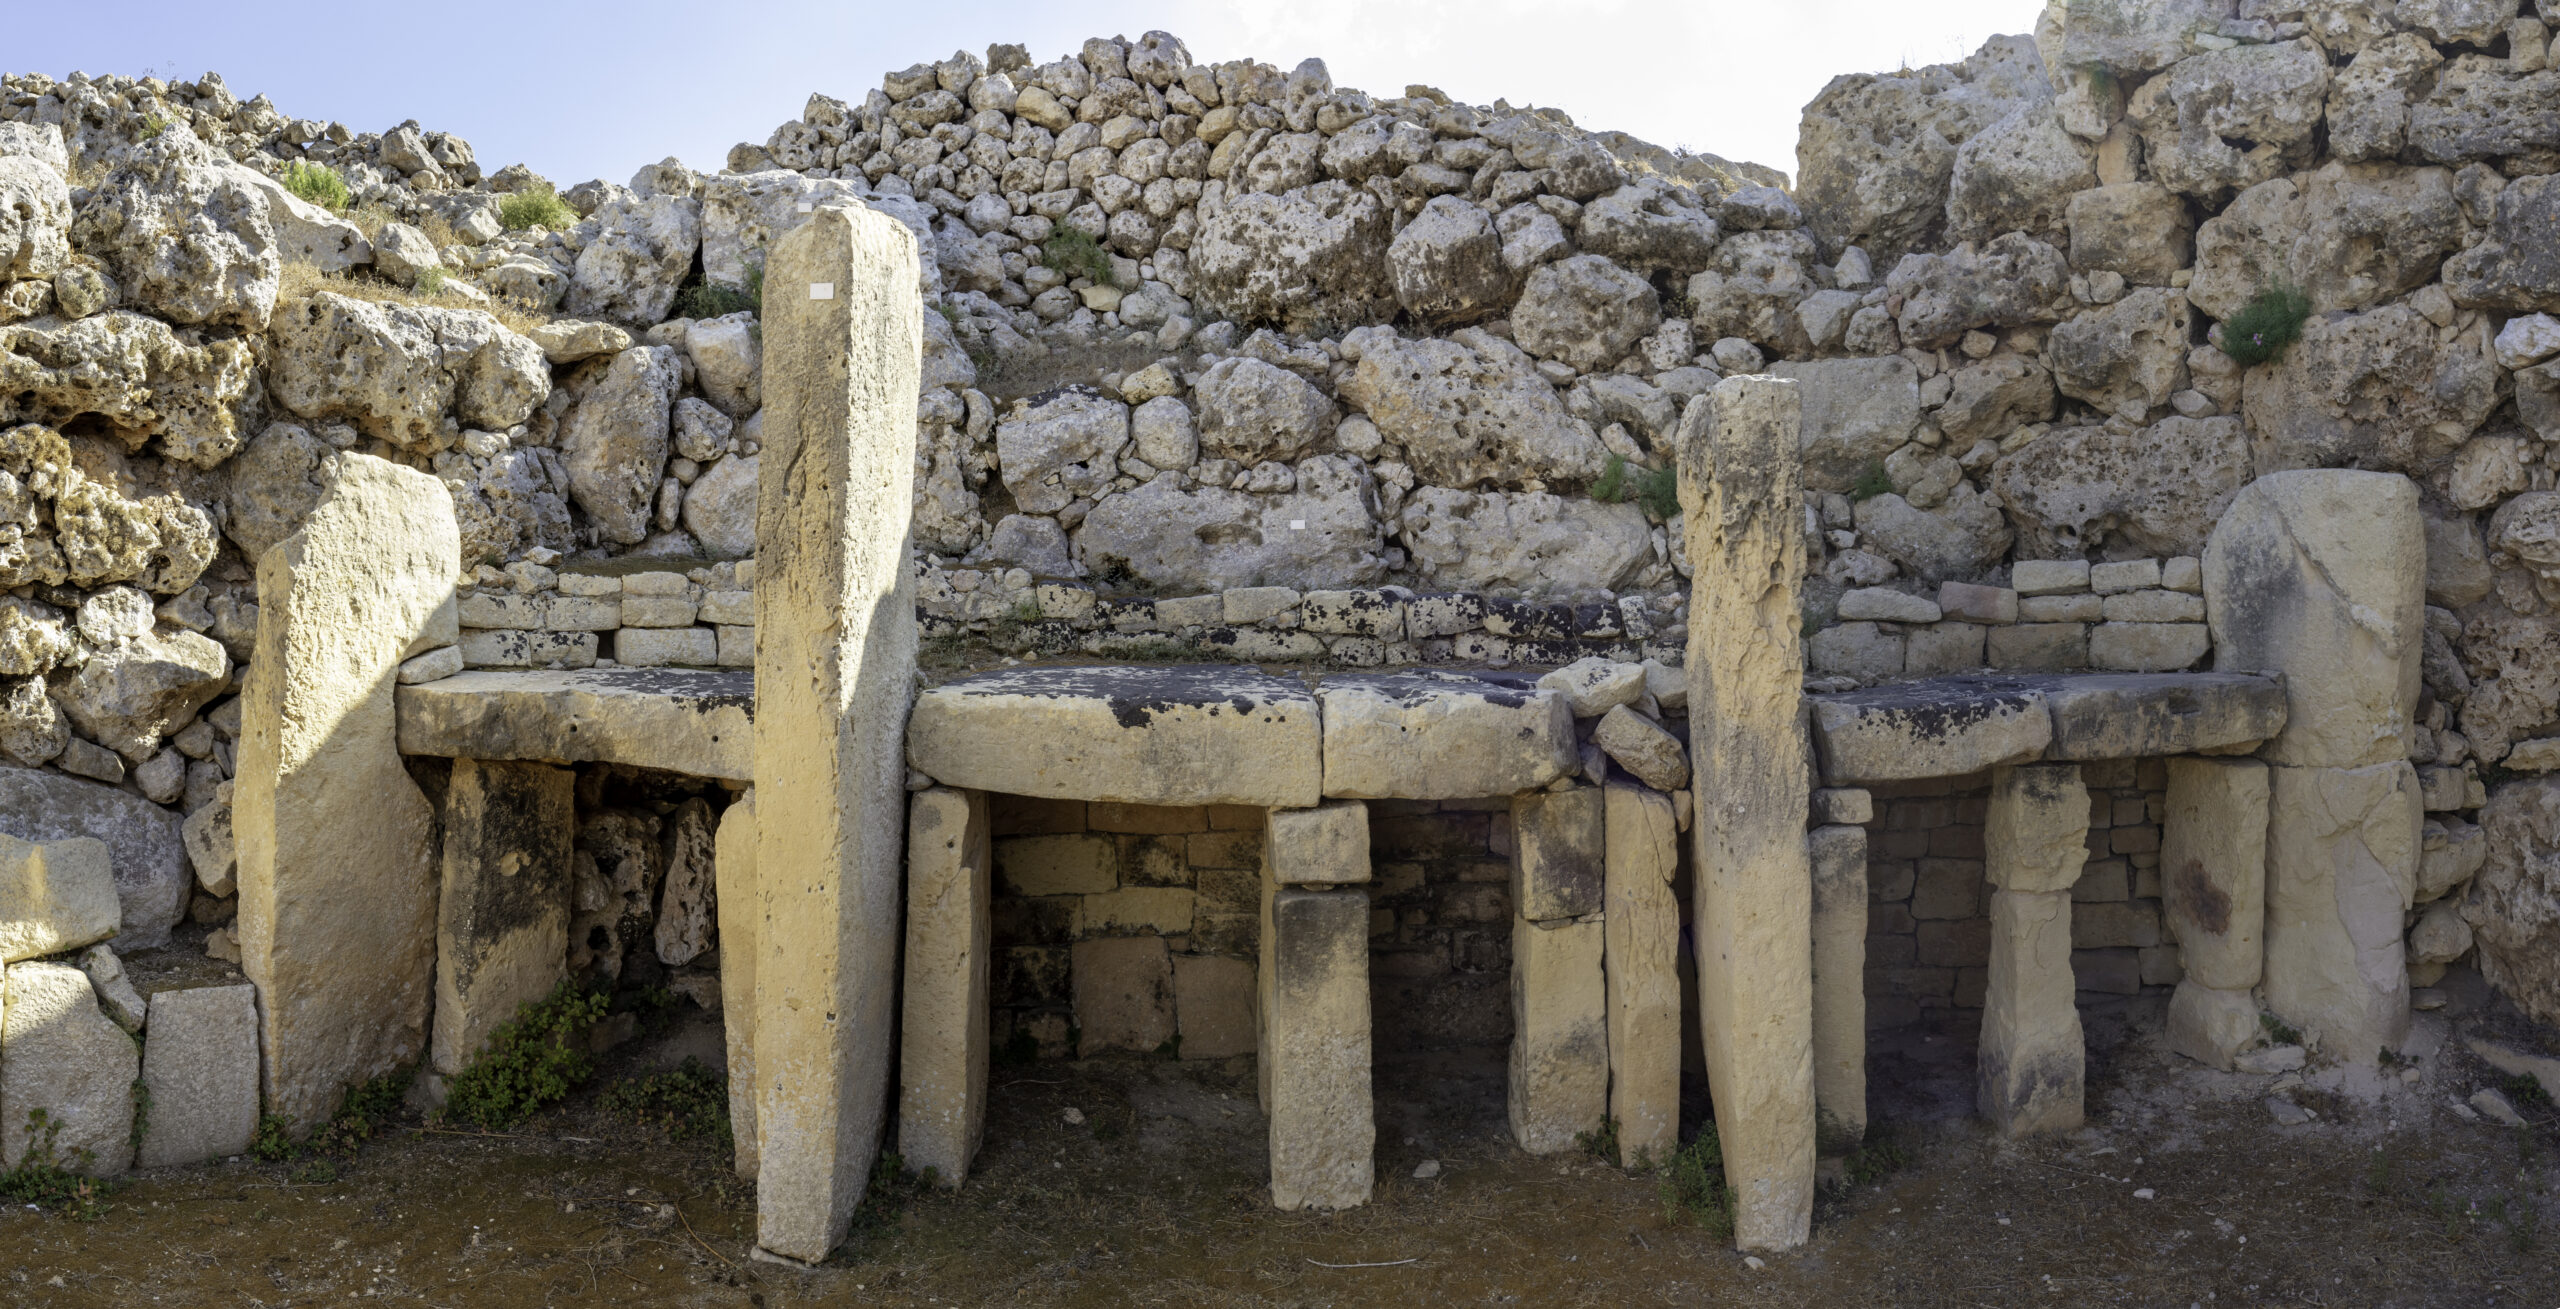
[995,835,1116,896]
[1263,801,1369,886]
[1592,705,1691,792]
[1509,914,1607,1155]
[1173,954,1257,1060]
[2466,779,2560,1025]
[2162,757,2269,992]
[1538,656,1646,717]
[1808,823,1868,1155]
[1986,764,2092,894]
[431,759,574,1077]
[910,666,1320,808]
[2035,672,2288,760]
[2204,471,2424,769]
[0,765,190,952]
[235,452,455,1132]
[2165,981,2261,1071]
[1678,374,1816,1251]
[2088,622,2210,673]
[1604,783,1681,1168]
[1978,889,2083,1137]
[1,960,137,1173]
[1317,671,1575,800]
[617,627,717,668]
[1512,787,1605,921]
[78,945,145,1032]
[2264,762,2421,1062]
[1258,879,1372,1210]
[397,668,753,782]
[654,798,716,966]
[900,788,990,1187]
[750,203,922,1263]
[0,832,118,963]
[1082,886,1194,934]
[714,792,759,1181]
[136,983,259,1167]
[1807,678,2051,785]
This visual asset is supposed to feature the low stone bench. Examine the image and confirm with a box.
[1806,672,2288,785]
[394,668,754,782]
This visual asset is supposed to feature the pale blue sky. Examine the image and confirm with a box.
[17,0,2045,187]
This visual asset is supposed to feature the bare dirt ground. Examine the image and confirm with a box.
[7,976,2558,1308]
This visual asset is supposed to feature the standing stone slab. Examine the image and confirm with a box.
[0,832,118,963]
[1808,823,1868,1154]
[432,759,574,1077]
[1258,876,1372,1210]
[1680,375,1817,1250]
[714,791,759,1181]
[1513,786,1604,920]
[899,787,991,1187]
[2264,761,2421,1062]
[1988,763,2093,894]
[752,203,923,1262]
[1,960,137,1173]
[137,983,259,1167]
[1604,783,1681,1168]
[1978,890,2083,1136]
[1510,914,1608,1155]
[2162,756,2272,1070]
[236,453,456,1131]
[1317,671,1577,800]
[2204,471,2423,769]
[1264,801,1369,886]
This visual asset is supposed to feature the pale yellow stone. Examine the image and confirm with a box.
[1263,801,1368,886]
[1510,914,1607,1155]
[1979,888,2084,1136]
[2264,761,2420,1062]
[0,832,118,964]
[899,787,990,1188]
[432,758,573,1077]
[714,791,759,1181]
[1259,868,1372,1210]
[1987,763,2091,893]
[1808,823,1868,1154]
[1513,786,1604,921]
[1604,783,1681,1168]
[2162,756,2268,992]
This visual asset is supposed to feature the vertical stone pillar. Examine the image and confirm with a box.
[1604,783,1681,1167]
[2162,757,2269,1069]
[1678,374,1815,1250]
[898,787,990,1187]
[1509,785,1608,1154]
[714,792,759,1180]
[750,204,923,1262]
[1259,800,1371,1210]
[236,453,456,1130]
[2205,470,2424,1062]
[432,758,574,1079]
[1979,763,2089,1137]
[1807,823,1868,1154]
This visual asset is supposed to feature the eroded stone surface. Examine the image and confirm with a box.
[911,666,1320,808]
[1259,879,1373,1210]
[432,759,573,1077]
[397,669,754,782]
[1,959,138,1174]
[900,788,991,1187]
[1318,671,1573,800]
[136,983,259,1168]
[2162,757,2269,993]
[1508,914,1607,1155]
[2263,761,2421,1063]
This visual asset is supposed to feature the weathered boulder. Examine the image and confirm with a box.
[2465,779,2560,1026]
[1937,354,2056,445]
[1685,229,1821,353]
[268,293,550,449]
[52,628,228,761]
[1339,327,1605,486]
[1592,705,1689,791]
[220,163,370,274]
[1946,105,2094,240]
[681,453,758,559]
[2241,306,2499,474]
[1576,181,1721,273]
[0,960,138,1174]
[0,674,66,766]
[2130,39,2330,198]
[1795,34,2052,262]
[1194,357,1335,466]
[698,169,871,287]
[448,444,574,566]
[223,423,335,563]
[1768,357,1919,492]
[70,124,278,331]
[2047,288,2190,420]
[0,765,188,951]
[2326,34,2441,163]
[909,665,1321,807]
[684,313,761,419]
[2048,0,2230,76]
[1190,181,1394,333]
[1398,488,1653,599]
[1992,416,2251,559]
[136,983,261,1167]
[2460,603,2560,765]
[526,319,633,365]
[1385,195,1512,323]
[1077,457,1383,592]
[0,832,117,963]
[2442,173,2560,313]
[2407,59,2560,166]
[0,156,70,280]
[996,387,1130,515]
[2188,167,2467,322]
[2263,761,2421,1063]
[1886,232,2071,349]
[1513,255,1660,371]
[0,314,258,468]
[567,191,701,325]
[1317,671,1575,799]
[2065,182,2192,286]
[1852,485,2012,583]
[560,345,679,545]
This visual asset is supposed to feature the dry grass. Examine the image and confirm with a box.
[277,260,554,336]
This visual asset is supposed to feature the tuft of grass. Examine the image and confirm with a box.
[412,265,448,297]
[1576,1116,1624,1167]
[311,1069,412,1156]
[439,982,610,1133]
[2218,280,2311,367]
[1634,465,1680,520]
[497,184,577,232]
[2260,1011,2302,1046]
[251,1114,296,1162]
[1658,1124,1738,1238]
[1591,453,1631,504]
[0,1110,113,1220]
[599,1057,731,1143]
[675,261,763,320]
[2504,1073,2552,1108]
[1848,459,1894,502]
[135,113,169,142]
[1041,223,1119,287]
[277,261,552,336]
[281,160,351,211]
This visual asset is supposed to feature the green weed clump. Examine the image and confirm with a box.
[1577,1115,1625,1167]
[1041,223,1117,287]
[1658,1125,1738,1238]
[281,160,351,211]
[2218,281,2311,367]
[600,1057,731,1143]
[1848,459,1894,502]
[1591,455,1681,520]
[497,184,577,232]
[440,982,610,1132]
[675,261,764,320]
[0,1110,113,1220]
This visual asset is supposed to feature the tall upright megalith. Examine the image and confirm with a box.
[1678,374,1816,1252]
[750,203,924,1263]
[235,453,457,1130]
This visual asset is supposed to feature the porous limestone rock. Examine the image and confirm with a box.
[1259,878,1373,1210]
[2326,33,2441,163]
[235,453,456,1132]
[1885,232,2071,349]
[397,668,752,780]
[2205,471,2424,769]
[2065,182,2192,285]
[0,832,117,963]
[681,454,759,559]
[222,423,336,563]
[1190,181,1394,334]
[1795,34,2053,262]
[715,793,759,1179]
[1946,105,2095,241]
[70,124,278,331]
[1576,181,1721,273]
[996,387,1128,515]
[267,293,550,449]
[2263,761,2421,1062]
[684,313,762,419]
[899,787,991,1187]
[1512,254,1660,372]
[183,780,234,897]
[1193,357,1335,466]
[653,797,716,967]
[698,169,870,288]
[0,314,258,468]
[1264,800,1369,887]
[0,156,71,281]
[432,759,573,1078]
[1397,488,1650,599]
[1851,484,2013,583]
[1592,705,1690,791]
[1686,230,1822,354]
[1317,671,1575,800]
[0,959,138,1174]
[0,675,67,768]
[1339,326,1606,487]
[2442,173,2560,312]
[1606,783,1682,1168]
[2242,308,2498,475]
[51,627,228,761]
[2466,779,2560,1026]
[560,345,680,545]
[1768,357,1919,493]
[1509,914,1607,1155]
[2408,59,2560,167]
[1992,416,2251,559]
[1808,823,1867,1154]
[0,764,188,951]
[1512,786,1603,921]
[1808,679,2051,784]
[136,983,260,1168]
[2047,287,2190,420]
[1987,763,2092,895]
[1978,888,2083,1136]
[2129,39,2330,198]
[2165,980,2263,1072]
[1386,194,1513,323]
[1076,457,1384,593]
[2188,167,2467,321]
[567,191,701,325]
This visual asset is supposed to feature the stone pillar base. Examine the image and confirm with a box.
[1260,879,1372,1210]
[1510,914,1607,1155]
[2165,981,2261,1070]
[898,787,990,1187]
[1979,888,2084,1137]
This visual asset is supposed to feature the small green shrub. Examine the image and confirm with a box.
[1576,1115,1623,1166]
[281,160,351,212]
[675,261,763,320]
[0,1110,112,1220]
[413,265,447,297]
[1848,460,1894,502]
[2218,281,2311,367]
[2260,1011,2302,1046]
[600,1057,730,1142]
[497,184,577,232]
[128,1079,152,1156]
[311,1069,412,1156]
[251,1113,297,1162]
[1658,1126,1737,1238]
[440,982,610,1132]
[1634,465,1681,520]
[135,113,169,142]
[2505,1072,2552,1108]
[1041,224,1118,287]
[1591,453,1631,504]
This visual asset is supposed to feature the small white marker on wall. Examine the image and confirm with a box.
[809,283,835,299]
[1289,519,1306,530]
[796,201,814,213]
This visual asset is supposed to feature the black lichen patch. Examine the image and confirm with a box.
[934,664,1316,729]
[566,668,754,719]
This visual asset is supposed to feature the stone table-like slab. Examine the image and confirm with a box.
[909,665,1321,808]
[395,668,753,782]
[1809,672,2288,784]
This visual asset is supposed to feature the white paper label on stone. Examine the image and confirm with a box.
[809,283,835,300]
